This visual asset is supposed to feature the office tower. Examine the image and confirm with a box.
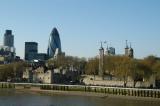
[106,47,115,56]
[4,30,14,47]
[25,42,38,61]
[47,28,61,58]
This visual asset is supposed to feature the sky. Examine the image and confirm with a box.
[0,0,160,59]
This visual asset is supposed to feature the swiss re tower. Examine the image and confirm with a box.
[47,28,62,58]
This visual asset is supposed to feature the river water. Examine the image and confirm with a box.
[0,89,160,106]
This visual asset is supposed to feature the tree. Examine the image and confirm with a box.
[151,58,160,80]
[141,56,158,81]
[104,56,115,75]
[0,62,26,82]
[85,57,99,75]
[47,55,87,74]
[129,59,149,87]
[115,56,132,87]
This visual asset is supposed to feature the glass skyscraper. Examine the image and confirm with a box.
[47,28,61,58]
[25,42,38,61]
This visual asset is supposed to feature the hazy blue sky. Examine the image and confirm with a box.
[0,0,160,59]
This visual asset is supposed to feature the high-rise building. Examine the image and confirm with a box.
[0,30,16,63]
[106,47,115,56]
[47,28,62,58]
[4,30,14,47]
[25,42,38,61]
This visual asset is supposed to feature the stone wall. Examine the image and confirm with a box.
[82,75,153,88]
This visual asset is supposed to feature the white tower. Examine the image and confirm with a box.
[99,42,104,79]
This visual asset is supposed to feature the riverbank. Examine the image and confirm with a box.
[15,88,160,102]
[1,82,160,100]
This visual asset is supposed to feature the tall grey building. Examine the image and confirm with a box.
[25,42,38,61]
[106,47,115,56]
[4,30,14,47]
[47,28,62,58]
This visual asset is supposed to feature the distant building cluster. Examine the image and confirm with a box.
[106,47,116,56]
[24,27,64,62]
[98,40,134,78]
[99,40,134,57]
[0,27,65,64]
[25,42,48,61]
[0,30,17,64]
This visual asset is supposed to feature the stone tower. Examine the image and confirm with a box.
[125,40,129,56]
[125,40,134,58]
[99,42,104,79]
[128,43,134,58]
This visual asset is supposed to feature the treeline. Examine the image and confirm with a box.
[47,55,86,73]
[0,62,26,81]
[85,55,160,87]
[1,54,160,86]
[48,55,160,87]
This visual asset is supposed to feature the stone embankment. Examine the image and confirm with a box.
[0,82,160,98]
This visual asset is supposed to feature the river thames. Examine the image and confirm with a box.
[0,89,160,106]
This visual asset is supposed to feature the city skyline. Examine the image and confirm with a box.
[0,0,160,59]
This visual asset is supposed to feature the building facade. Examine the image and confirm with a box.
[33,67,53,84]
[23,67,53,84]
[124,40,134,58]
[0,46,15,63]
[106,47,115,56]
[4,30,14,47]
[35,53,48,61]
[25,42,38,61]
[0,30,15,63]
